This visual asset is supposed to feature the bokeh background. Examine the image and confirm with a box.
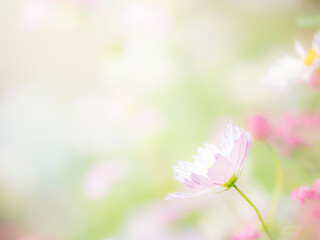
[1,0,320,239]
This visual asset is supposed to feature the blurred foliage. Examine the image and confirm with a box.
[297,14,320,27]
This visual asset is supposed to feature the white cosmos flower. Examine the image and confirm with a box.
[166,122,252,199]
[262,30,320,90]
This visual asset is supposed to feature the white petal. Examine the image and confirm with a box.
[262,56,306,90]
[295,40,306,57]
[165,187,216,200]
[174,160,207,177]
[220,121,240,157]
[197,147,213,165]
[229,130,252,172]
[204,142,221,157]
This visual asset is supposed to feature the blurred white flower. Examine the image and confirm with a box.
[262,30,320,90]
[262,55,305,90]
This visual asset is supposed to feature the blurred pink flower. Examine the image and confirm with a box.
[275,112,320,153]
[291,186,312,204]
[166,122,252,199]
[274,114,306,149]
[251,112,320,153]
[291,179,320,204]
[262,30,320,90]
[231,226,260,240]
[83,159,128,199]
[247,115,270,140]
[290,199,320,239]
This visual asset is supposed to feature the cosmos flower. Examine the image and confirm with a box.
[166,122,252,199]
[262,30,320,90]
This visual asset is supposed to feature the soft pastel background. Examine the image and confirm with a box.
[1,0,320,239]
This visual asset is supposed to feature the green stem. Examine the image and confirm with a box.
[233,185,273,240]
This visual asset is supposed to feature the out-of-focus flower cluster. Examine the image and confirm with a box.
[291,178,320,204]
[289,179,320,240]
[248,112,320,154]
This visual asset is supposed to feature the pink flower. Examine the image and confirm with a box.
[262,30,320,90]
[231,226,260,240]
[166,122,252,199]
[247,115,270,140]
[291,186,312,204]
[262,112,320,154]
[291,179,320,204]
[290,199,320,239]
[275,114,305,148]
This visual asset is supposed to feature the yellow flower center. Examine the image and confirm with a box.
[304,49,319,66]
